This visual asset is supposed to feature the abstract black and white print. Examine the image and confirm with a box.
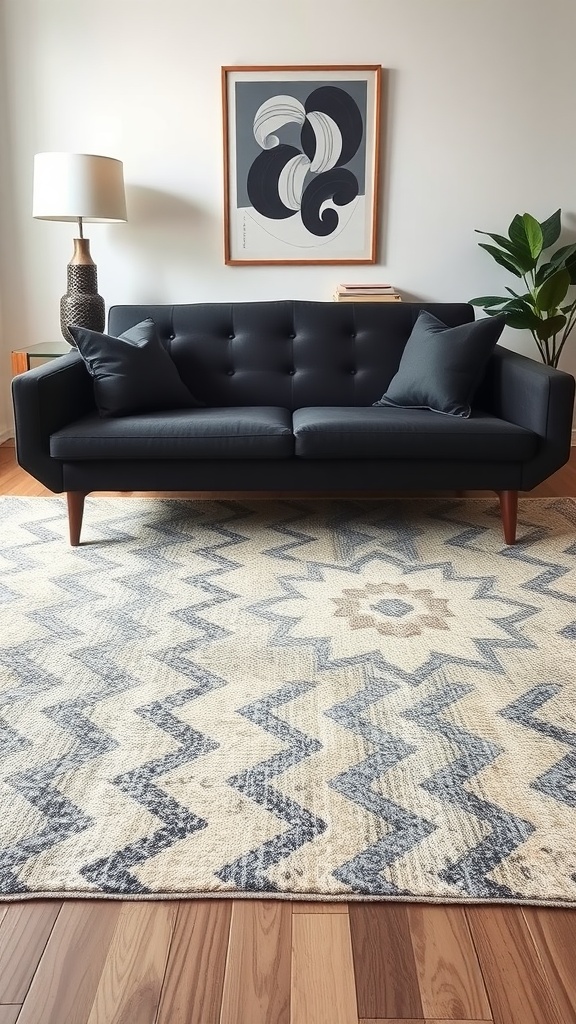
[246,86,363,237]
[223,67,381,263]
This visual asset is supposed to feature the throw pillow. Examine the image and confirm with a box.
[70,319,204,418]
[373,311,506,418]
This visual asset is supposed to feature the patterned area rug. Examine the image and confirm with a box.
[1,495,576,905]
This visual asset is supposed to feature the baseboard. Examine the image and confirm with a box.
[572,428,576,446]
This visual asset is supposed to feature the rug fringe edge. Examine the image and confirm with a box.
[1,890,576,908]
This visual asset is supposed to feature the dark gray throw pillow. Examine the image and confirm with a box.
[70,318,203,418]
[374,311,506,418]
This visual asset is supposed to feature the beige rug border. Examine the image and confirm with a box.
[1,891,576,907]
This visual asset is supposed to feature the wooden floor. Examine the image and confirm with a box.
[1,443,576,1024]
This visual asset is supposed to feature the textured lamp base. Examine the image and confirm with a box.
[60,238,105,345]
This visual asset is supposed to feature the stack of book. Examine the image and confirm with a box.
[333,283,401,302]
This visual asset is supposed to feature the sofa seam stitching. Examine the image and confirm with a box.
[52,434,292,450]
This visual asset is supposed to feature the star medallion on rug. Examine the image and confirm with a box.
[1,496,575,905]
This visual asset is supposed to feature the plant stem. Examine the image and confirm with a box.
[522,273,536,310]
[544,326,552,365]
[529,328,547,362]
[521,270,549,363]
[553,301,576,366]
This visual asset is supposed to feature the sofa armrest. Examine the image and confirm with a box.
[11,351,95,492]
[477,345,575,489]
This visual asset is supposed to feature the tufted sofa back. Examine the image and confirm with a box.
[108,300,474,410]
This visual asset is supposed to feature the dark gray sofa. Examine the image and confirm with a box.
[11,300,575,545]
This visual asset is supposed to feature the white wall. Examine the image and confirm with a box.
[1,0,576,439]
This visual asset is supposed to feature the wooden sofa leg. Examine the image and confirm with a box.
[497,490,518,545]
[67,491,87,546]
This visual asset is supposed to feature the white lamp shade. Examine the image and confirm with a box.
[33,152,127,222]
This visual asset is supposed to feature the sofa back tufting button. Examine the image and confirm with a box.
[289,369,296,375]
[350,369,357,375]
[227,369,234,376]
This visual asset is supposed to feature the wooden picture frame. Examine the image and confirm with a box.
[222,65,382,265]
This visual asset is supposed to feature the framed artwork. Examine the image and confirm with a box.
[222,65,382,265]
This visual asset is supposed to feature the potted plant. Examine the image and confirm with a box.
[470,210,576,367]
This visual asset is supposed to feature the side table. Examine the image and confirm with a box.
[11,341,71,376]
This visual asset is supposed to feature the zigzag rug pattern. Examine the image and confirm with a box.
[1,495,576,904]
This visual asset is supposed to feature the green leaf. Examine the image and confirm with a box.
[548,242,576,269]
[479,221,535,272]
[536,269,570,312]
[535,261,556,286]
[537,247,576,285]
[536,314,567,341]
[522,213,544,259]
[502,286,538,311]
[468,295,507,307]
[504,310,543,330]
[478,243,523,277]
[502,298,536,314]
[508,214,538,266]
[540,209,562,249]
[475,230,530,257]
[565,253,576,285]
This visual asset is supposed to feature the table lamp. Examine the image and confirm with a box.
[33,152,127,344]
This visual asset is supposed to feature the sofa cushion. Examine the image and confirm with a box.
[374,311,506,418]
[292,407,538,461]
[50,408,294,460]
[70,319,203,418]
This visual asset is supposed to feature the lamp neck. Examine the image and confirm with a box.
[69,237,95,267]
[77,216,84,239]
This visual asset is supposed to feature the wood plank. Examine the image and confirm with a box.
[155,901,231,1024]
[0,902,61,1003]
[11,351,30,376]
[17,901,122,1024]
[291,901,348,913]
[220,900,290,1024]
[11,477,51,497]
[522,908,576,1024]
[86,902,177,1024]
[291,913,357,1024]
[408,904,492,1020]
[349,904,423,1019]
[0,472,48,495]
[466,906,566,1024]
[0,466,30,492]
[0,1007,21,1024]
[359,1020,493,1023]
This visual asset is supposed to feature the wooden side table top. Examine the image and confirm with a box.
[11,341,72,375]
